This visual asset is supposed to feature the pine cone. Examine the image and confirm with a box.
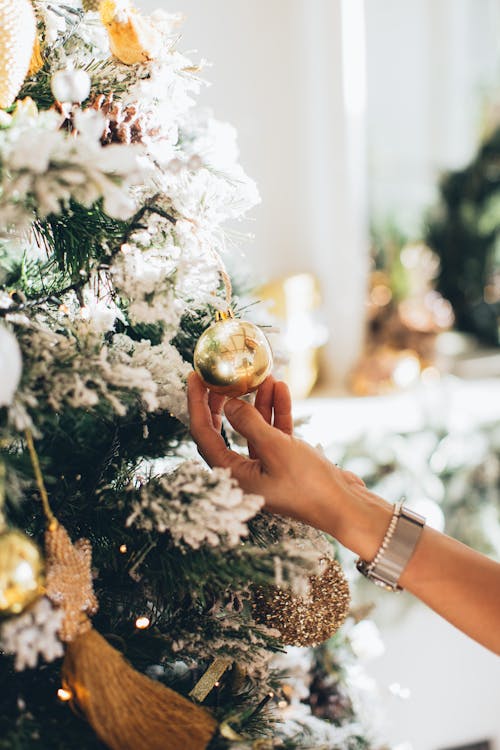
[91,93,155,145]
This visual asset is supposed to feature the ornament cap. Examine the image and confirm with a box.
[215,308,234,322]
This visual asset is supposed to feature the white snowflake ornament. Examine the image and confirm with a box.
[0,596,64,671]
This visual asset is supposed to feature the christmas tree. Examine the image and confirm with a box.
[425,125,500,346]
[0,2,386,748]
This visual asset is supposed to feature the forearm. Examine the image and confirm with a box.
[400,527,500,654]
[318,487,500,655]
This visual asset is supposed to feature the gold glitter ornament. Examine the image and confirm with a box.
[252,558,350,647]
[194,312,273,398]
[0,0,37,108]
[0,529,44,615]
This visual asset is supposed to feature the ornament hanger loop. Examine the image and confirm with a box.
[215,309,234,322]
[0,461,6,533]
[24,429,57,528]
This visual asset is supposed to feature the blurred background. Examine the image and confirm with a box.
[142,1,500,748]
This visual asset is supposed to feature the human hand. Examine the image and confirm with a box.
[187,372,389,556]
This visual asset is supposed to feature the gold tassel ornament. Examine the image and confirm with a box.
[0,0,37,108]
[62,628,217,750]
[24,429,216,750]
[44,522,216,750]
[99,0,162,65]
[25,429,216,749]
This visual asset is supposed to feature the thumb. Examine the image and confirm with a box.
[224,398,274,452]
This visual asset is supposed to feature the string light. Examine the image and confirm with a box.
[119,544,127,553]
[135,615,150,630]
[57,688,72,702]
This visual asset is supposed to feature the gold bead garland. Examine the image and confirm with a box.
[252,558,350,647]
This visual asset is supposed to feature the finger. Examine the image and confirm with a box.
[208,390,226,432]
[224,397,278,456]
[187,373,234,467]
[254,376,275,424]
[249,376,275,458]
[272,380,293,435]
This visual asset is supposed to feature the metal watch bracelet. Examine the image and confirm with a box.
[356,502,426,592]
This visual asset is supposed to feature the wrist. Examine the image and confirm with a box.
[320,484,394,560]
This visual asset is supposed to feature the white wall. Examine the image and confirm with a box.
[142,0,369,382]
[365,0,500,234]
[165,0,311,280]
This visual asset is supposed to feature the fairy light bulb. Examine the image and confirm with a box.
[119,543,127,553]
[135,615,150,630]
[57,688,72,701]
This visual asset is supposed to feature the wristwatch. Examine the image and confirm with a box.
[356,503,425,592]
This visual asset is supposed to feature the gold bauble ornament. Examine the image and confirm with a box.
[252,558,350,647]
[0,529,45,615]
[0,0,37,109]
[193,313,273,398]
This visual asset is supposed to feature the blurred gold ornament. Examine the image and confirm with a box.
[0,0,37,108]
[82,0,102,10]
[252,558,350,647]
[351,245,455,396]
[0,529,44,615]
[258,273,328,399]
[99,0,162,65]
[193,313,273,398]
